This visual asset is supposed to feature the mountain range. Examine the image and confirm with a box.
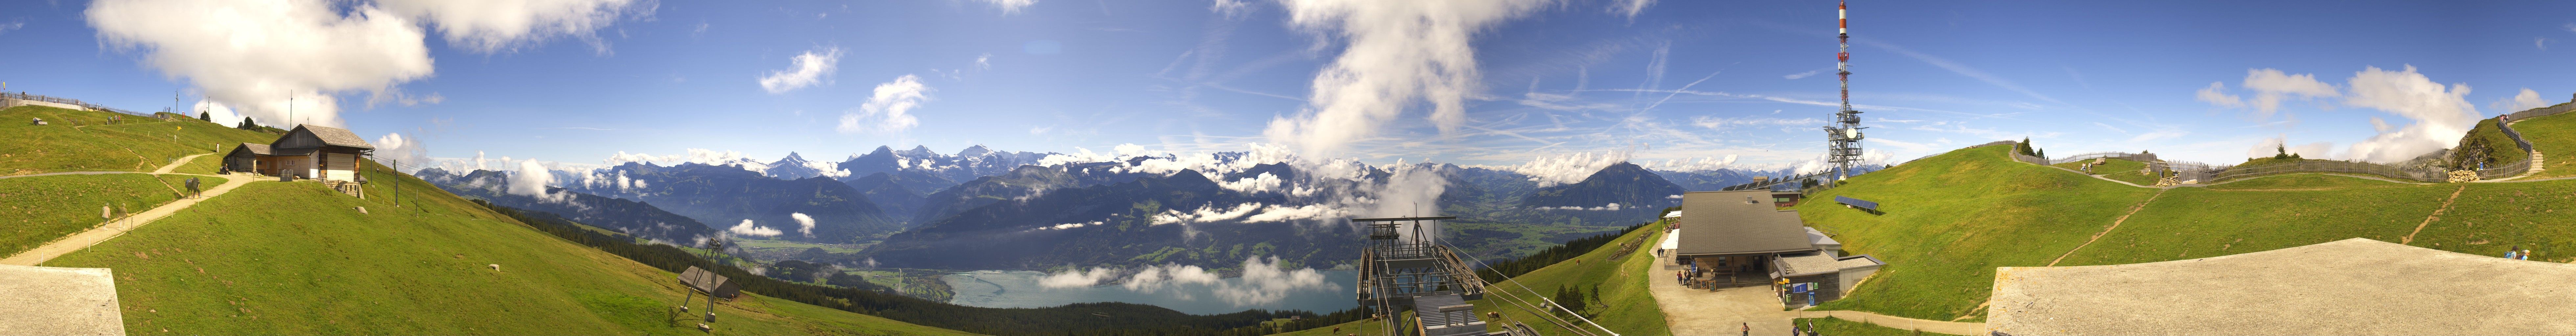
[422,145,1817,270]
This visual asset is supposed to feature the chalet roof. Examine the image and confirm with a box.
[1674,190,1815,256]
[233,143,272,156]
[289,125,374,149]
[1990,238,2576,336]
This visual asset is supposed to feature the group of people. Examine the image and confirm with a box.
[1741,321,1823,336]
[2506,246,2536,261]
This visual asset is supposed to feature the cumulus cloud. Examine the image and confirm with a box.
[1038,266,1116,288]
[2239,69,2340,117]
[2340,65,2479,163]
[726,219,783,237]
[2195,82,2244,108]
[789,213,816,237]
[1213,172,1286,194]
[1121,263,1220,293]
[838,74,931,134]
[508,158,555,197]
[1261,0,1551,158]
[758,47,843,94]
[1507,151,1628,187]
[372,132,431,172]
[1035,221,1102,230]
[87,0,640,129]
[371,0,648,53]
[2492,88,2553,113]
[89,0,432,128]
[1212,256,1339,306]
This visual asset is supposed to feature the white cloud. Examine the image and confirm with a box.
[88,0,638,129]
[727,219,783,237]
[759,47,843,94]
[600,149,766,171]
[789,213,816,237]
[1506,151,1628,187]
[979,0,1038,14]
[1612,0,1655,19]
[1213,172,1286,194]
[1244,204,1344,222]
[1211,0,1253,18]
[838,74,931,134]
[1149,203,1264,225]
[2195,82,2244,108]
[2492,88,2552,113]
[1262,0,1551,158]
[508,158,554,197]
[371,0,647,53]
[1120,263,1220,293]
[2340,65,2479,163]
[2239,68,2340,117]
[1038,266,1116,288]
[372,132,431,172]
[88,0,433,128]
[1211,256,1339,306]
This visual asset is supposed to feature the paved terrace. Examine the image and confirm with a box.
[1991,238,2576,336]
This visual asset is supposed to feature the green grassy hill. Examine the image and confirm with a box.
[0,173,218,256]
[1794,144,2576,322]
[39,159,973,335]
[1794,145,2156,321]
[1271,220,1672,336]
[2511,111,2576,179]
[2050,158,2158,185]
[0,106,271,175]
[0,108,974,335]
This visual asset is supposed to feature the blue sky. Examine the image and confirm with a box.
[6,0,2575,173]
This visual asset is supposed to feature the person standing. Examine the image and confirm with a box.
[1742,322,1750,336]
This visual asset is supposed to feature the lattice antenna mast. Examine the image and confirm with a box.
[1824,0,1867,181]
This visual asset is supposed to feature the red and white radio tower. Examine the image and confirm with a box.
[1824,0,1867,180]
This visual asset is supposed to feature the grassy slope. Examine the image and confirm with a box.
[1797,145,2158,321]
[2460,118,2528,168]
[1462,219,1669,336]
[0,173,194,255]
[41,159,971,335]
[2513,112,2576,179]
[1802,143,2576,322]
[2050,158,2156,185]
[1269,220,1671,336]
[0,106,270,176]
[1791,317,1966,336]
[2201,173,2413,190]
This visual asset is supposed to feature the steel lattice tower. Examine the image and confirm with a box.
[1824,0,1867,180]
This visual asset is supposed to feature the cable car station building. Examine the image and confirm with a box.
[1671,190,1883,307]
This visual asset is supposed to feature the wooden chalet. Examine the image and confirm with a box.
[224,125,374,196]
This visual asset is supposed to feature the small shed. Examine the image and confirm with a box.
[224,143,276,175]
[1770,252,1883,306]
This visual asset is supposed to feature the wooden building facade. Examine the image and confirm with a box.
[223,125,375,197]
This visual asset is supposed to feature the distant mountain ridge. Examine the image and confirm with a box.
[562,162,904,243]
[417,168,719,243]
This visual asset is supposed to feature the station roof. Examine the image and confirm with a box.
[1674,190,1815,256]
[1990,238,2576,336]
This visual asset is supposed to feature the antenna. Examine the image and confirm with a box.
[1822,0,1867,181]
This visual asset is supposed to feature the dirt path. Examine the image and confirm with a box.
[152,153,212,174]
[2047,188,2169,266]
[2401,185,2470,244]
[0,174,254,266]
